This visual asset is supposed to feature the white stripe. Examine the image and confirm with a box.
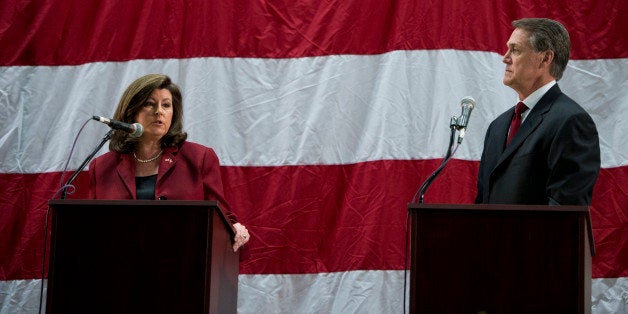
[591,277,628,313]
[561,59,628,169]
[0,53,626,172]
[0,279,46,314]
[238,271,409,313]
[2,276,626,313]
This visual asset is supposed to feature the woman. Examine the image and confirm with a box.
[88,74,249,251]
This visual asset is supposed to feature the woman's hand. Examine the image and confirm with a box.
[232,222,250,252]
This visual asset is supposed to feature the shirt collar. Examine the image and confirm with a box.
[519,80,556,121]
[521,80,556,111]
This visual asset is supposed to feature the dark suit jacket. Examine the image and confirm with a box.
[88,140,238,223]
[475,84,600,205]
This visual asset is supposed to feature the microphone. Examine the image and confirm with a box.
[456,96,475,143]
[92,116,143,138]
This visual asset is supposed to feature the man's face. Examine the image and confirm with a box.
[502,28,547,95]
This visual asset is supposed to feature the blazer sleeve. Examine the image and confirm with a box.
[201,147,239,224]
[87,158,97,199]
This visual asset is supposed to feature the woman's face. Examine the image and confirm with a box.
[135,88,173,142]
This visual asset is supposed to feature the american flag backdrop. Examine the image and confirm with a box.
[1,0,627,313]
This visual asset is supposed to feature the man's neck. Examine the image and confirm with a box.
[516,75,555,100]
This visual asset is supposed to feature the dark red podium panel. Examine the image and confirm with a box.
[408,203,593,314]
[47,200,239,314]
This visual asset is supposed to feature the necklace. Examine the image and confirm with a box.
[133,150,163,163]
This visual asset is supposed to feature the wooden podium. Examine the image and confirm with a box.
[408,204,593,314]
[46,200,239,314]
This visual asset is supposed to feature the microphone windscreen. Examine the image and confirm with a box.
[130,123,144,138]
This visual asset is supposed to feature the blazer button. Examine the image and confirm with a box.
[158,195,168,200]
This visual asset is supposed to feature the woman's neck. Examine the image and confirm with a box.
[134,142,162,177]
[135,141,161,159]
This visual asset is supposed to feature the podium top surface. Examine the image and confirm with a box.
[48,199,234,234]
[49,199,220,207]
[408,203,589,212]
[408,202,594,257]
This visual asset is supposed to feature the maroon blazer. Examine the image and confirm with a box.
[88,141,237,223]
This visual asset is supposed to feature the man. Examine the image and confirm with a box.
[475,18,600,205]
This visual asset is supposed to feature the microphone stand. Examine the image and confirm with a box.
[404,112,469,314]
[60,130,114,199]
[413,116,459,204]
[404,116,460,314]
[40,128,114,314]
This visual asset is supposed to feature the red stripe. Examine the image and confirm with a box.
[223,159,478,275]
[1,161,626,280]
[1,1,625,66]
[588,166,628,278]
[0,172,90,280]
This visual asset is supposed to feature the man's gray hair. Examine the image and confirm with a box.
[513,18,570,80]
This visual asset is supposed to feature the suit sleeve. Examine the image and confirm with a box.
[475,121,497,204]
[475,130,489,204]
[546,112,600,205]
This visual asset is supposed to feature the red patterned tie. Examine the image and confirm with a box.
[507,101,528,145]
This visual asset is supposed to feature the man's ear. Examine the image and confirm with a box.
[542,50,554,65]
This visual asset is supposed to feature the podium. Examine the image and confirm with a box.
[408,203,593,314]
[46,200,239,314]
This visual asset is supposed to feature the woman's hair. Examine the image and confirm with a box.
[512,18,570,81]
[109,74,187,153]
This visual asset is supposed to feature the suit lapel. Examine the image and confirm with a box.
[491,85,562,174]
[157,146,178,187]
[496,106,546,163]
[493,111,513,155]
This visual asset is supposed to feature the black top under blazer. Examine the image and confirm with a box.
[475,84,600,205]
